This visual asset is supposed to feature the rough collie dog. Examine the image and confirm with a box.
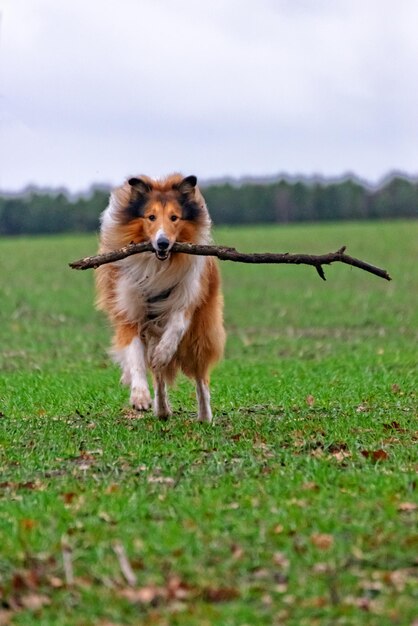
[95,174,225,422]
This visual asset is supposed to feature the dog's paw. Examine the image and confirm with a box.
[130,386,152,411]
[151,342,176,370]
[197,408,213,423]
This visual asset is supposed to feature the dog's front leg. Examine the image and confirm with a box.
[151,310,189,371]
[124,336,152,410]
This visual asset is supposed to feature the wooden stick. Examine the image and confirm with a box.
[69,242,391,281]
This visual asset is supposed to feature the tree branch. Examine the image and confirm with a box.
[69,242,391,281]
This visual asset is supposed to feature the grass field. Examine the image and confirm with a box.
[0,220,417,626]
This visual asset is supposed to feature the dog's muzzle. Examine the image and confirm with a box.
[155,235,171,260]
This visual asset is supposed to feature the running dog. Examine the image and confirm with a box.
[95,174,225,422]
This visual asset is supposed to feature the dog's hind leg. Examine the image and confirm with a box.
[196,378,212,423]
[153,371,172,419]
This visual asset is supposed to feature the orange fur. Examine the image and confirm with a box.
[96,174,226,422]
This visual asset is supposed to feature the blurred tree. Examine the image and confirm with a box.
[0,176,416,235]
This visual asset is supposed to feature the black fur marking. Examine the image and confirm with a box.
[173,177,200,221]
[181,199,201,222]
[122,177,151,222]
[124,194,148,221]
[178,175,197,193]
[128,177,151,193]
[147,286,176,304]
[173,175,197,195]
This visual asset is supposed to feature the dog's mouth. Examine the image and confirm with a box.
[155,250,170,261]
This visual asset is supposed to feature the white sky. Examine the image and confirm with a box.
[1,0,417,191]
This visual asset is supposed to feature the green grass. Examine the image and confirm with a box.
[0,221,417,625]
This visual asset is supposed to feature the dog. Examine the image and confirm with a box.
[95,174,226,422]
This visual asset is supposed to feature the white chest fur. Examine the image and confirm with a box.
[114,253,206,327]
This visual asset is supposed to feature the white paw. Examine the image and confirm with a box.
[130,386,152,411]
[151,341,176,370]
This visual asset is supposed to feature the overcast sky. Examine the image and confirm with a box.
[1,0,417,192]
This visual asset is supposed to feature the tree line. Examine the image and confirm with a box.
[0,175,416,236]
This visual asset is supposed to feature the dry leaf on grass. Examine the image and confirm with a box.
[302,481,320,491]
[202,586,240,602]
[361,449,389,462]
[383,420,407,432]
[121,408,148,420]
[332,449,352,462]
[312,562,329,574]
[398,502,417,513]
[310,533,334,550]
[19,519,37,531]
[147,475,175,485]
[61,492,77,504]
[20,593,50,611]
[382,569,410,591]
[356,403,369,413]
[98,511,115,524]
[119,576,193,605]
[119,585,163,605]
[46,575,64,589]
[230,543,245,560]
[272,552,290,569]
[12,570,39,591]
[105,483,119,494]
[344,595,380,613]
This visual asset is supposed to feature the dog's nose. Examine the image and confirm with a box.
[157,236,170,251]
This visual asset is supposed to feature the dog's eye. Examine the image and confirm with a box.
[170,215,179,222]
[148,215,156,221]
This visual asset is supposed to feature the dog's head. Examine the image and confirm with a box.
[123,174,204,260]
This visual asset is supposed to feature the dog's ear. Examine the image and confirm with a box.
[125,177,151,220]
[177,175,197,196]
[176,176,201,221]
[128,177,152,195]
